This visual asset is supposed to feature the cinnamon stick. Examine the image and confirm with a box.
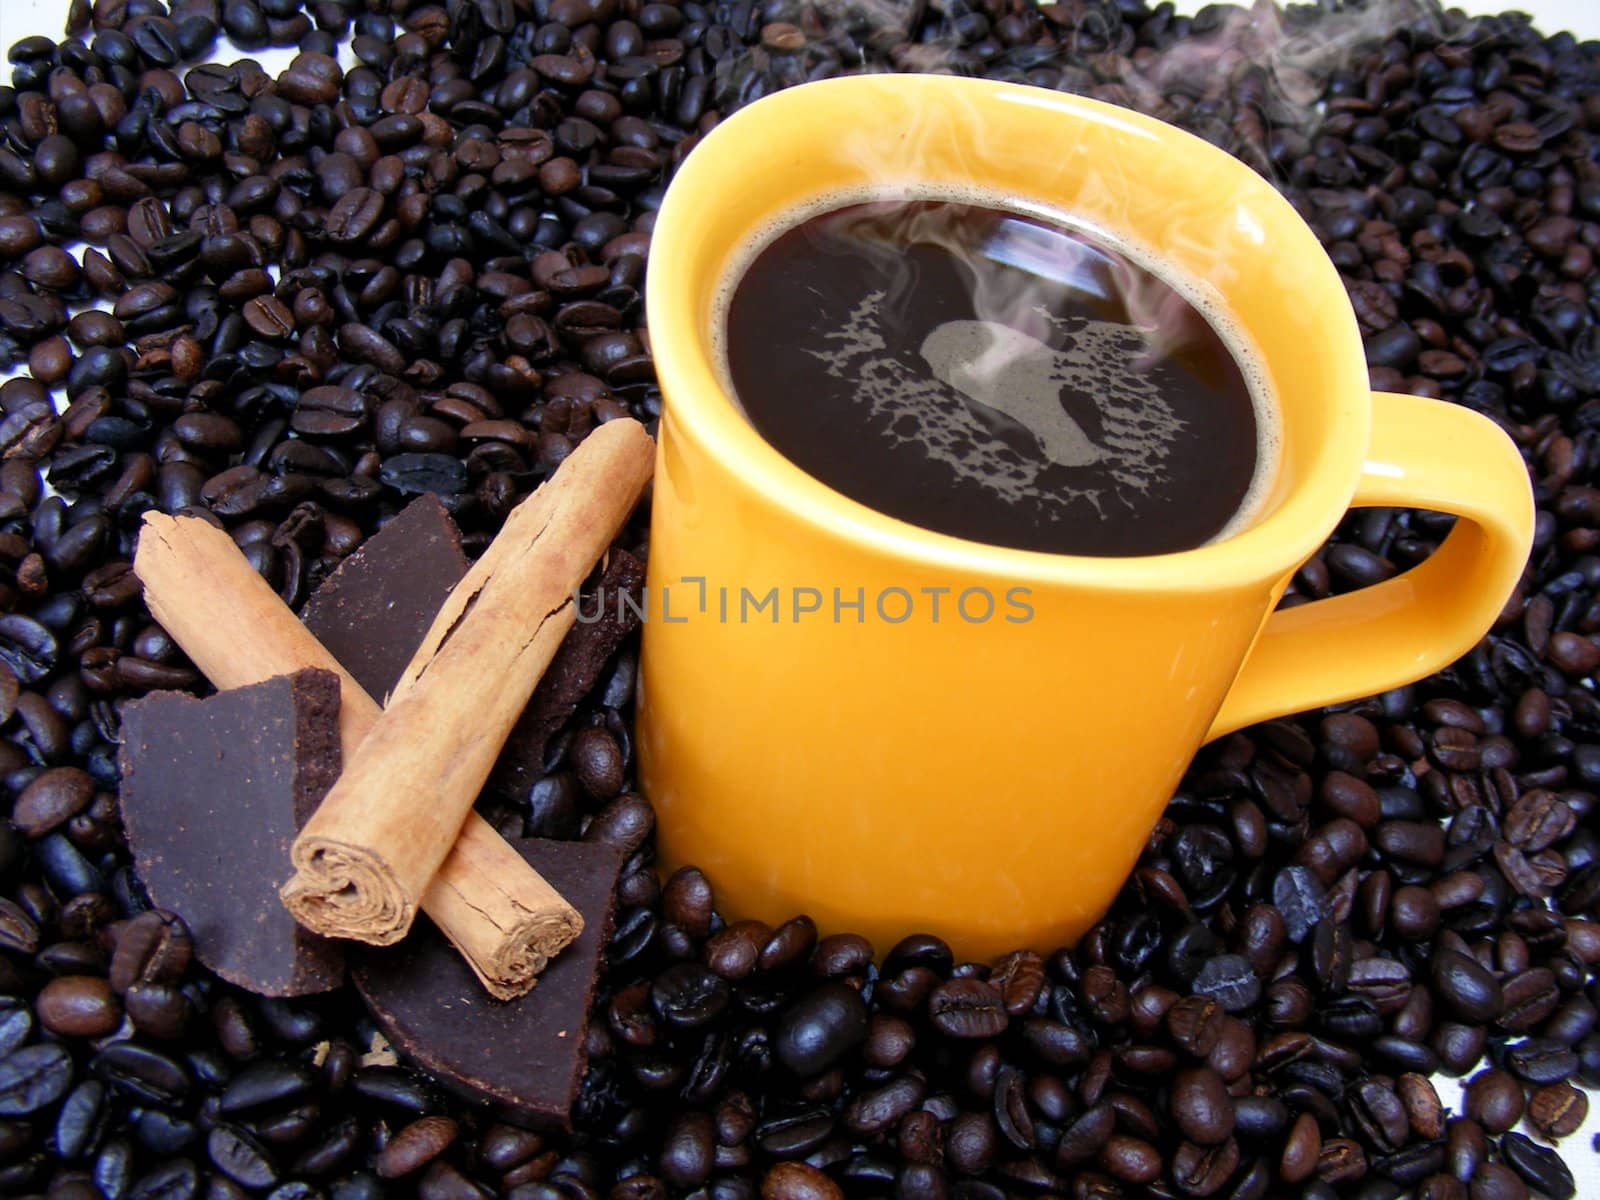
[280,418,656,947]
[135,514,582,1000]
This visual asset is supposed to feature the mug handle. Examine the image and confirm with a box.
[1206,390,1535,742]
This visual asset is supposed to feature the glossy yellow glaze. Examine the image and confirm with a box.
[637,75,1534,960]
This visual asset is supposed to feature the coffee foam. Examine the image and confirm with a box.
[710,182,1281,549]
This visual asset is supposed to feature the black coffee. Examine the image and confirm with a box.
[719,196,1274,557]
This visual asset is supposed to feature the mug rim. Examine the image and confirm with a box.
[646,74,1370,592]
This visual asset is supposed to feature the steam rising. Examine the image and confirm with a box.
[714,182,1279,541]
[1137,0,1444,121]
[689,1,1454,550]
[706,0,1435,543]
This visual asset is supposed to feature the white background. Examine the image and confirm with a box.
[0,0,1597,1188]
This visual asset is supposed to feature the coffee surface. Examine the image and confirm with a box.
[721,197,1271,557]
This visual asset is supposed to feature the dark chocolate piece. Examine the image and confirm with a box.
[352,838,623,1129]
[491,549,646,795]
[118,670,345,997]
[302,497,642,798]
[300,494,469,701]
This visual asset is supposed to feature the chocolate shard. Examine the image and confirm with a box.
[118,669,345,997]
[302,496,644,799]
[300,494,469,701]
[352,838,623,1130]
[490,548,646,796]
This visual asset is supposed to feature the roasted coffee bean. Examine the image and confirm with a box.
[660,866,714,936]
[1169,1137,1238,1196]
[11,766,94,837]
[1448,1117,1488,1184]
[1099,1135,1161,1185]
[704,920,768,982]
[0,899,39,956]
[54,1078,106,1160]
[36,975,122,1038]
[1498,1132,1574,1200]
[94,1042,190,1107]
[1497,968,1559,1032]
[1463,1069,1524,1134]
[584,792,653,853]
[1018,1019,1091,1068]
[208,1123,278,1189]
[800,934,864,979]
[378,453,467,496]
[1469,1161,1527,1200]
[124,982,190,1039]
[570,726,625,798]
[761,1162,842,1200]
[990,950,1045,1016]
[753,1106,835,1158]
[1280,1112,1322,1184]
[1435,1023,1489,1077]
[1351,1078,1410,1153]
[846,1074,927,1137]
[0,1043,73,1115]
[376,1116,458,1178]
[1232,1094,1288,1139]
[881,934,951,976]
[990,1064,1033,1150]
[1310,920,1352,992]
[928,979,1008,1039]
[1274,868,1328,946]
[0,998,31,1059]
[1527,1081,1587,1139]
[1391,886,1441,940]
[1317,1137,1368,1185]
[241,296,295,340]
[1053,1103,1113,1167]
[219,1061,315,1114]
[110,910,192,992]
[525,773,580,839]
[1431,951,1503,1022]
[1168,995,1225,1055]
[1235,907,1284,982]
[878,966,939,1012]
[1397,1074,1444,1141]
[774,983,868,1076]
[651,963,729,1028]
[1170,1066,1233,1145]
[0,614,58,683]
[1078,963,1129,1025]
[1505,1038,1579,1084]
[1208,1022,1262,1086]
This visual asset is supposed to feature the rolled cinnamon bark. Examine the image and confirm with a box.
[280,418,655,947]
[135,514,584,1000]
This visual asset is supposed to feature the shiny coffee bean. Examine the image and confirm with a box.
[774,983,869,1077]
[35,976,122,1038]
[1527,1082,1587,1139]
[1170,1067,1233,1145]
[928,980,1008,1039]
[1463,1069,1524,1134]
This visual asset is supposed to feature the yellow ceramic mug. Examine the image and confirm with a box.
[637,74,1534,961]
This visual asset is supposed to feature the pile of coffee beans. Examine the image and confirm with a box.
[1,0,1598,1197]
